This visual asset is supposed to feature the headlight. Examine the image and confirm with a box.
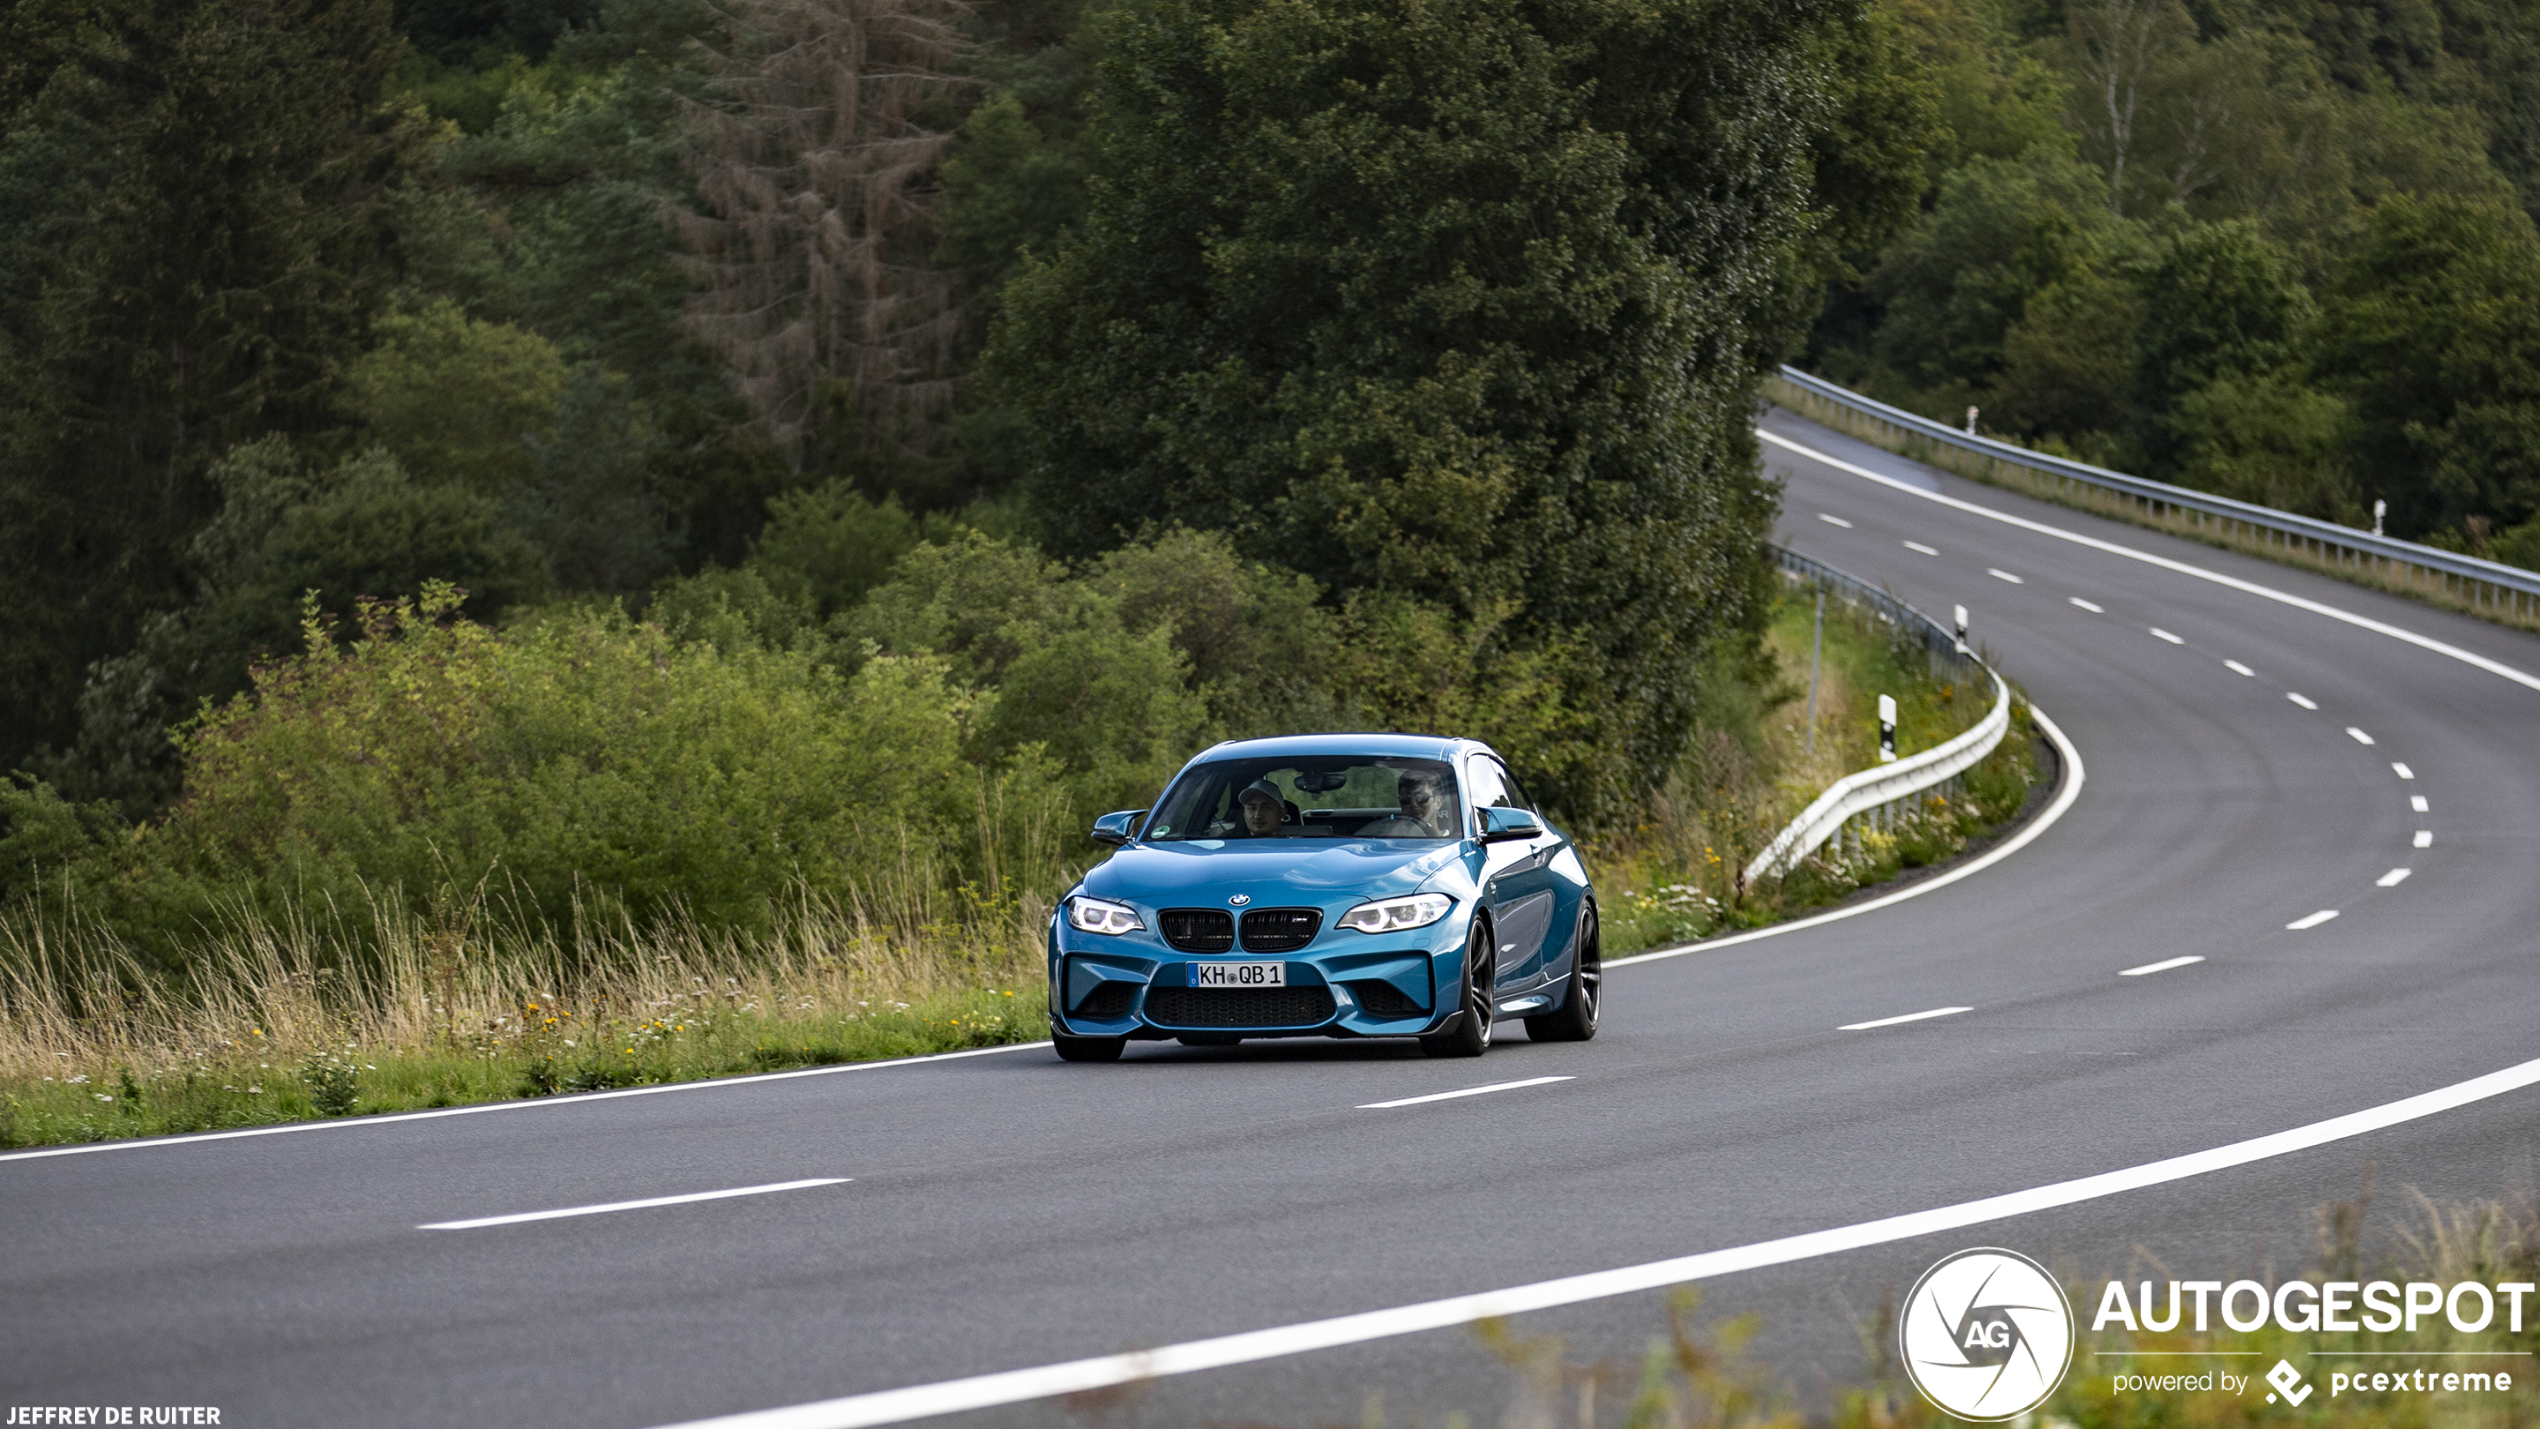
[1337,893,1454,934]
[1067,896,1144,935]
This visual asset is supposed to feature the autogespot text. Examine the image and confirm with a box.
[2092,1277,2536,1336]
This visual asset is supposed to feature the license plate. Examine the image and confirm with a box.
[1190,961,1286,988]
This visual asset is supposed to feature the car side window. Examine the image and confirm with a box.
[1491,760,1535,812]
[1464,757,1513,834]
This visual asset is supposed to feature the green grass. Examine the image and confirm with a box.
[0,983,1047,1148]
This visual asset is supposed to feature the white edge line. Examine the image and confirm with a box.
[0,1042,1052,1164]
[1609,703,2084,969]
[1755,429,2540,695]
[644,1055,2540,1429]
[1358,1076,1573,1110]
[1836,1005,1972,1031]
[2118,955,2205,977]
[2288,910,2340,930]
[420,1177,849,1230]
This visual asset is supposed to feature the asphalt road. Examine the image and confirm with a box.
[6,410,2537,1429]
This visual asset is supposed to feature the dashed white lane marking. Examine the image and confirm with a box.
[1358,1077,1574,1110]
[2224,660,2255,676]
[2378,869,2413,887]
[2393,762,2416,779]
[2120,956,2205,977]
[420,1178,849,1231]
[1756,429,2540,694]
[1905,540,1938,554]
[2151,628,2184,644]
[2346,726,2377,745]
[1988,567,2024,584]
[2287,910,2341,930]
[2288,693,2319,709]
[2412,795,2430,812]
[2069,597,2104,612]
[2414,830,2434,848]
[645,1055,2540,1429]
[1818,513,1853,528]
[1838,1006,1973,1031]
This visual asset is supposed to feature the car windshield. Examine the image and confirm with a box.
[1144,756,1464,842]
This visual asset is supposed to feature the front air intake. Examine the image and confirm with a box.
[1144,987,1336,1028]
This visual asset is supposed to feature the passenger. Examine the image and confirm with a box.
[1359,770,1454,838]
[1236,780,1287,837]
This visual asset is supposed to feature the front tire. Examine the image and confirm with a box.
[1419,922,1495,1058]
[1053,1034,1125,1063]
[1525,903,1600,1042]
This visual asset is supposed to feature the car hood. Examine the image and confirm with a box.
[1080,839,1472,911]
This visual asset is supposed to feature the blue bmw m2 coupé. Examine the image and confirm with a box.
[1047,734,1600,1061]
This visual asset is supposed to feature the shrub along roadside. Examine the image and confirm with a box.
[1590,587,2039,955]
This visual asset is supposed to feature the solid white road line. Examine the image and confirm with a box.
[1905,540,1938,554]
[420,1178,849,1230]
[1756,429,2540,694]
[2224,660,2255,676]
[1612,706,2085,969]
[1358,1077,1574,1110]
[1988,567,2024,583]
[2393,762,2416,779]
[0,1042,1053,1164]
[2288,693,2318,709]
[2119,956,2204,977]
[645,1054,2540,1429]
[2415,830,2434,848]
[2412,795,2430,812]
[2347,727,2377,745]
[1837,1006,1972,1031]
[1818,513,1853,528]
[2287,910,2341,930]
[2068,597,2103,612]
[2378,869,2413,887]
[2151,628,2184,644]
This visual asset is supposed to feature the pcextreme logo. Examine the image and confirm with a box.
[1901,1248,2076,1421]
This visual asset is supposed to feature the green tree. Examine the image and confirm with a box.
[989,0,1922,817]
[0,0,418,775]
[345,298,570,493]
[2125,220,2316,473]
[2315,193,2540,539]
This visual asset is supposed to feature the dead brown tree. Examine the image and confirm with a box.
[676,0,972,470]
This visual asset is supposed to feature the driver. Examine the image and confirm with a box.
[1359,769,1454,837]
[1235,780,1287,837]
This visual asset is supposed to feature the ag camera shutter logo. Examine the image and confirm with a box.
[1901,1248,2075,1420]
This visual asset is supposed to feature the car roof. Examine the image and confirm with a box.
[1180,733,1487,766]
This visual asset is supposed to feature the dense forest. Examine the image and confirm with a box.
[1808,0,2540,564]
[1,0,2534,960]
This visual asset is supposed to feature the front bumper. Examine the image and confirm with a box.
[1049,940,1461,1040]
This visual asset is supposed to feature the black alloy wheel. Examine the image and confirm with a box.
[1053,1033,1125,1063]
[1418,921,1495,1058]
[1525,902,1601,1042]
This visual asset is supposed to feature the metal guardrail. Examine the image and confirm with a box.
[1742,548,2013,884]
[1770,366,2540,629]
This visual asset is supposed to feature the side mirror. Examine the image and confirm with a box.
[1090,809,1146,847]
[1477,805,1545,843]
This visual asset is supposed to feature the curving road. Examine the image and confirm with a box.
[5,409,2538,1429]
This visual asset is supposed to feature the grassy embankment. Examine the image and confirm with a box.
[1325,1187,2539,1429]
[0,882,1047,1149]
[1589,585,2042,955]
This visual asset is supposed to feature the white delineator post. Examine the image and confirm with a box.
[1878,695,1898,763]
[1954,604,1969,655]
